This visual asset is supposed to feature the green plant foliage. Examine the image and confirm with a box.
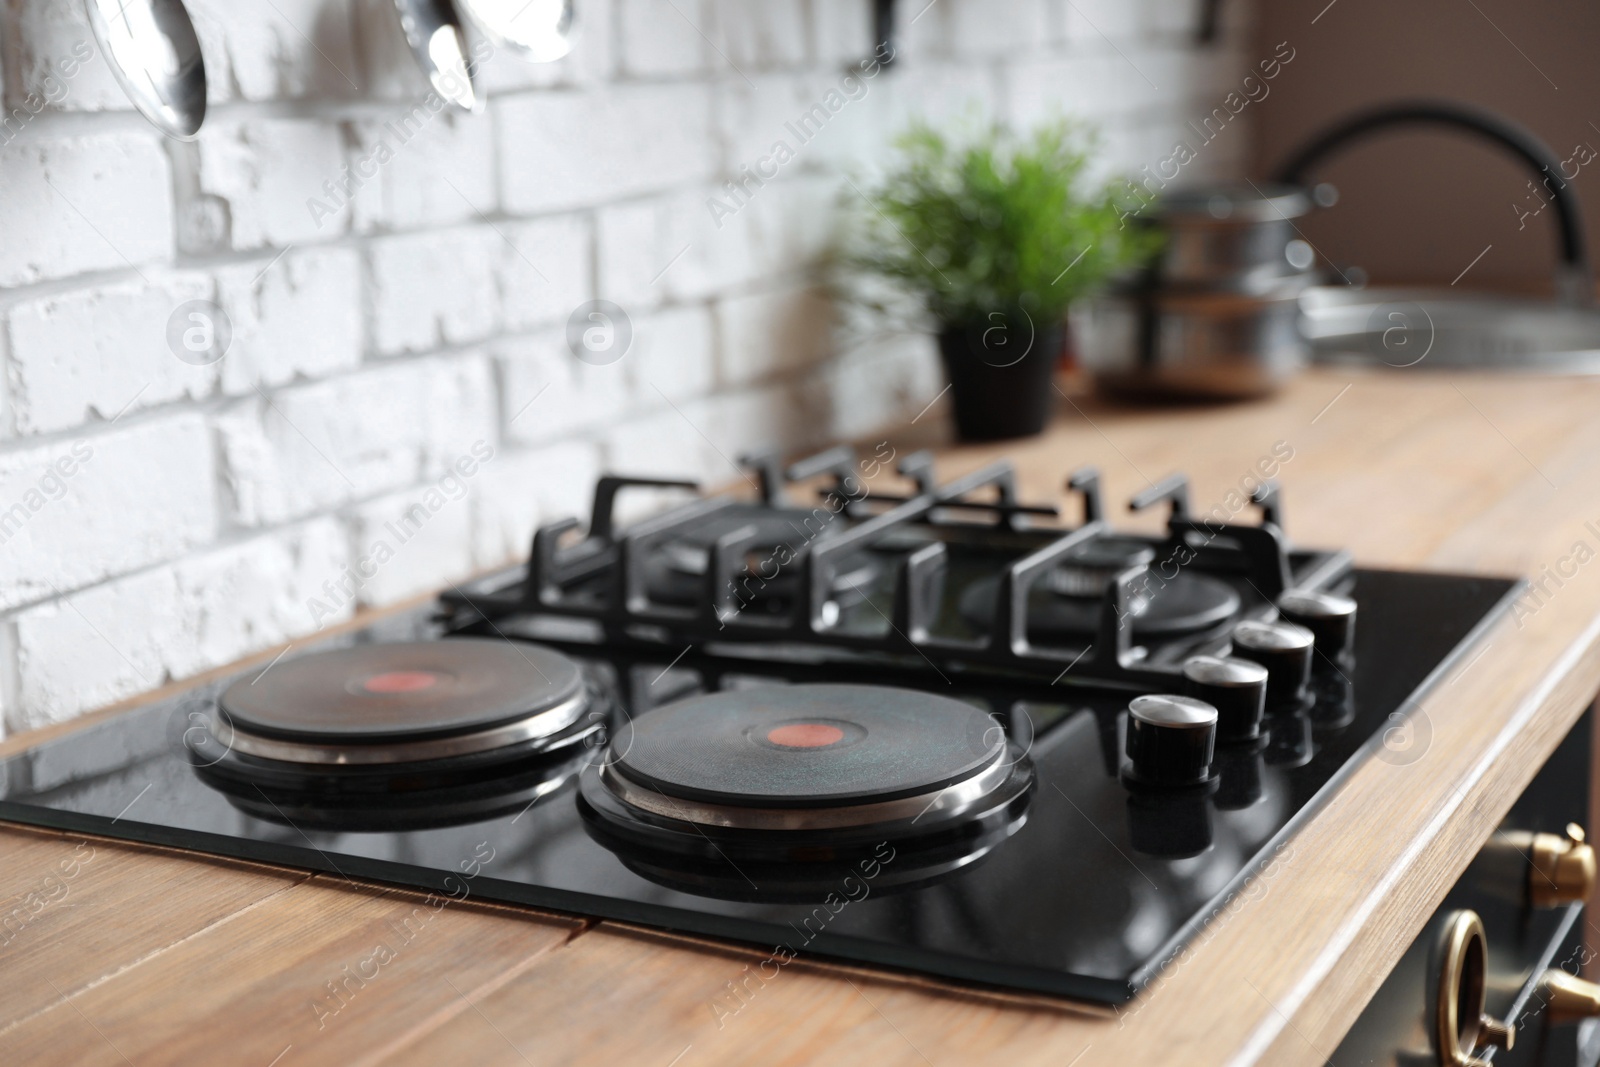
[847,119,1159,329]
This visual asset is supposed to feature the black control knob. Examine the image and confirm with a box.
[1182,655,1268,743]
[1277,589,1357,666]
[1125,694,1217,787]
[1231,619,1314,709]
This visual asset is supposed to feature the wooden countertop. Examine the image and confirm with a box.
[6,368,1600,1066]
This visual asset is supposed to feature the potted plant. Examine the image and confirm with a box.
[849,120,1157,441]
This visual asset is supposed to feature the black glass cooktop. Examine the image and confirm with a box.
[0,569,1516,1004]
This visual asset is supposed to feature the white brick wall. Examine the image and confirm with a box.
[214,355,496,526]
[5,272,215,433]
[497,84,718,213]
[0,0,1250,736]
[346,111,498,233]
[0,416,216,611]
[195,118,351,249]
[0,134,172,286]
[10,518,350,728]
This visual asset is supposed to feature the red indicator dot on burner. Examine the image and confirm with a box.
[362,671,441,694]
[766,723,845,748]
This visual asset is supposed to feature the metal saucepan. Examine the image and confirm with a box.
[1074,277,1311,399]
[1075,183,1320,398]
[83,0,207,138]
[1142,182,1318,292]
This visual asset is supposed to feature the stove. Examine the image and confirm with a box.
[0,447,1521,1004]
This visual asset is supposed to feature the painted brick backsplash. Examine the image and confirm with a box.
[0,0,1252,734]
[0,415,217,612]
[0,133,173,286]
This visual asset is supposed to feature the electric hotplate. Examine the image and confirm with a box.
[0,568,1516,1004]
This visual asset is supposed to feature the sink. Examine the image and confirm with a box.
[1300,286,1600,372]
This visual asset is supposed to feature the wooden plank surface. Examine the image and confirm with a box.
[0,825,307,1028]
[5,368,1600,1065]
[0,867,582,1067]
[374,923,1098,1067]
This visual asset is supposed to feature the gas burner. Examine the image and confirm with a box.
[578,684,1034,868]
[440,455,1348,690]
[188,639,607,829]
[1040,535,1156,597]
[956,536,1241,643]
[644,514,882,613]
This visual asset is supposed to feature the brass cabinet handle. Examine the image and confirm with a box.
[1537,969,1600,1023]
[1435,911,1514,1067]
[1529,823,1597,908]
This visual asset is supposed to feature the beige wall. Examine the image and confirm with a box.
[1250,0,1600,292]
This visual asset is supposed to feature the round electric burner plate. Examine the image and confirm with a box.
[606,683,1004,808]
[218,638,584,745]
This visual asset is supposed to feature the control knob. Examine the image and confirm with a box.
[1124,694,1217,787]
[1182,655,1268,743]
[1231,619,1314,709]
[1277,589,1357,666]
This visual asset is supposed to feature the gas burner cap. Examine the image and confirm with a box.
[645,517,881,612]
[215,639,588,765]
[958,566,1241,641]
[1043,537,1157,597]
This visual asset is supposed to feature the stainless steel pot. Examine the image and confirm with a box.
[1077,183,1318,398]
[1146,183,1315,292]
[1074,277,1310,398]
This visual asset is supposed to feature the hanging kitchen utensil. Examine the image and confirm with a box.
[872,0,897,68]
[456,0,575,63]
[82,0,207,139]
[390,0,482,111]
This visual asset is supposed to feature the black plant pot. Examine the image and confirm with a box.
[937,314,1062,442]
